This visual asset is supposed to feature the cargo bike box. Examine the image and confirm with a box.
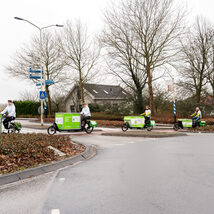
[122,116,156,132]
[47,113,97,135]
[174,118,206,130]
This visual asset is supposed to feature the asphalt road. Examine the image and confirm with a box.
[1,133,214,214]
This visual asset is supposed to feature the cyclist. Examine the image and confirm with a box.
[191,107,202,127]
[80,103,91,129]
[1,100,16,129]
[141,105,151,128]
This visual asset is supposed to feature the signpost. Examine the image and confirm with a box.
[36,79,54,87]
[40,91,46,99]
[29,68,43,80]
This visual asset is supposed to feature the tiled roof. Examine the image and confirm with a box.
[84,83,128,99]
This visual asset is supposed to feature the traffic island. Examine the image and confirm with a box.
[178,125,214,133]
[0,133,96,186]
[102,131,187,138]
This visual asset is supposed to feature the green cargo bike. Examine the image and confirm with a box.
[47,112,97,135]
[173,118,206,131]
[122,116,156,132]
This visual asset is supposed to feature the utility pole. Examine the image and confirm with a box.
[14,17,63,125]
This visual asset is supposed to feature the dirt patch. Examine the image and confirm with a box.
[0,134,85,174]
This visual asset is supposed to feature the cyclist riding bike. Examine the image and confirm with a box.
[80,103,91,130]
[141,105,151,128]
[191,107,202,127]
[1,100,16,129]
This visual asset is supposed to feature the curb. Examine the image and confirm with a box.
[101,132,187,138]
[0,144,96,186]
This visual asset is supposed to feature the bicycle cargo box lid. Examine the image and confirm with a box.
[90,121,97,127]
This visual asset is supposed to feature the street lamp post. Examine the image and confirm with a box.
[14,17,63,126]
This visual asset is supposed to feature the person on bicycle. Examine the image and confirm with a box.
[80,103,91,129]
[141,105,151,128]
[191,107,202,127]
[1,100,16,129]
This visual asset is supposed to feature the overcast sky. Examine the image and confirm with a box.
[0,0,214,103]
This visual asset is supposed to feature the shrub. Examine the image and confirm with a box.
[13,100,40,117]
[88,103,101,112]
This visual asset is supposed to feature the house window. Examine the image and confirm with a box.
[70,105,75,112]
[93,89,98,94]
[104,90,109,94]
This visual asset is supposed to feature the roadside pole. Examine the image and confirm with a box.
[14,17,63,126]
[172,77,176,124]
[40,29,44,126]
[167,73,177,124]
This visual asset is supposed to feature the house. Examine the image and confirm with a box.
[203,95,214,105]
[65,83,129,112]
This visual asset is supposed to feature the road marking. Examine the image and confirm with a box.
[51,209,60,214]
[59,178,65,182]
[127,141,136,144]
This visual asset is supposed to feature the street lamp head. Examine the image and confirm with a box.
[56,24,64,27]
[14,17,24,21]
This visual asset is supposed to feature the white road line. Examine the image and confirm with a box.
[59,178,65,182]
[127,141,136,144]
[51,209,60,214]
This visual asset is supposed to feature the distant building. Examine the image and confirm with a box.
[203,95,214,105]
[65,83,129,112]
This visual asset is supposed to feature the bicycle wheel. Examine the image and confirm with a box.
[85,124,94,134]
[47,126,57,135]
[147,126,153,131]
[173,123,179,131]
[121,123,128,132]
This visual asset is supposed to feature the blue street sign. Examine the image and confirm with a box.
[29,68,42,73]
[45,79,54,85]
[29,68,44,79]
[40,91,46,99]
[36,79,54,86]
[30,74,41,79]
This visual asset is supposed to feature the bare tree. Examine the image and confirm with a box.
[6,32,66,114]
[207,43,214,98]
[19,90,39,102]
[178,17,213,103]
[103,0,184,114]
[102,6,147,113]
[59,20,100,104]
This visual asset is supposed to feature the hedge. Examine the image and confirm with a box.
[13,101,40,117]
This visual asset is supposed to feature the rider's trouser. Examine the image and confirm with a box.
[145,116,150,127]
[81,116,91,128]
[192,117,200,127]
[3,116,15,129]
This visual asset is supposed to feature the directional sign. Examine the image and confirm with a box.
[36,79,54,86]
[29,73,41,79]
[45,79,54,85]
[40,91,46,99]
[29,68,43,79]
[29,68,42,73]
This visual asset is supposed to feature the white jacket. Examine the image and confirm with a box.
[1,104,16,117]
[80,106,91,117]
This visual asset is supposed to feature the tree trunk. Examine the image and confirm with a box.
[79,69,85,104]
[147,70,154,115]
[134,88,144,113]
[196,87,201,104]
